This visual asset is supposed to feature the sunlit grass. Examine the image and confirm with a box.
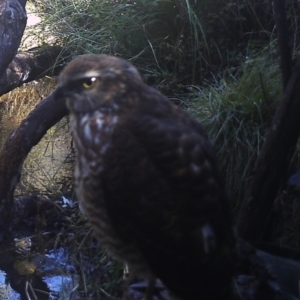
[0,78,74,198]
[27,0,253,90]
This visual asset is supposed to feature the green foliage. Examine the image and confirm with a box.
[31,0,276,90]
[28,0,289,208]
[189,50,282,206]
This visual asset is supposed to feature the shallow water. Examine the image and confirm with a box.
[0,271,19,300]
[0,240,78,300]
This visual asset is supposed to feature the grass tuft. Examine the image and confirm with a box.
[189,50,282,207]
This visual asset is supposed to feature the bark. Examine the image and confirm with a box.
[0,91,68,234]
[236,56,300,241]
[236,0,298,241]
[0,0,27,77]
[0,46,69,96]
[272,0,292,89]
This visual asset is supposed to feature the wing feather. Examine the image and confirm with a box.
[101,106,235,299]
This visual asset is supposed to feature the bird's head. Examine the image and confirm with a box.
[55,54,143,114]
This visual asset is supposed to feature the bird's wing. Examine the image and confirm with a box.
[101,110,236,298]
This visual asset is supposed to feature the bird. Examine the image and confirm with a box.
[54,54,237,300]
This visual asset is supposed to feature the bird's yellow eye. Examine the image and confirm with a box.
[82,77,97,89]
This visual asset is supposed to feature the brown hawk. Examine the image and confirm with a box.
[54,54,237,299]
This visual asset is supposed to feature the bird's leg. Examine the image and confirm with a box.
[143,278,155,300]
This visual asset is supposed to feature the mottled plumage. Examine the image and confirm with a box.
[55,54,237,299]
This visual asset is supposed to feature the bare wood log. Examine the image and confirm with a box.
[0,46,69,96]
[236,56,300,241]
[0,0,27,77]
[0,91,68,233]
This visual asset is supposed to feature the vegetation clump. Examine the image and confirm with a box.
[190,50,282,204]
[29,0,280,90]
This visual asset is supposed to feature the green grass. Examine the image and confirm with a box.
[32,0,197,88]
[189,50,282,208]
[28,0,276,91]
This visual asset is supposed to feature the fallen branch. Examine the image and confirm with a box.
[0,46,69,96]
[0,91,68,235]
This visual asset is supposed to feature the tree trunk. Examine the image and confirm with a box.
[0,0,27,77]
[271,0,291,89]
[236,56,300,241]
[235,0,300,242]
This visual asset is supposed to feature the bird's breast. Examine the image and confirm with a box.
[69,111,154,278]
[71,111,118,160]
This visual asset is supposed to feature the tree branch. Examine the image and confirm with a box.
[0,46,69,96]
[0,91,68,233]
